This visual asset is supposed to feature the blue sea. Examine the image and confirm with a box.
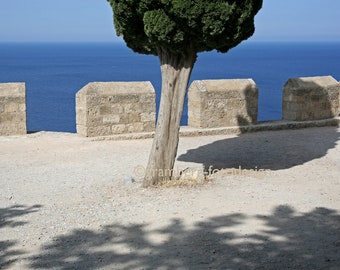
[0,42,339,133]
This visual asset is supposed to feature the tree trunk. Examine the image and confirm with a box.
[143,48,196,187]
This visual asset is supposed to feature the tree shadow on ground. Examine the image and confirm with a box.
[29,206,340,270]
[179,76,340,171]
[177,126,339,171]
[0,204,42,269]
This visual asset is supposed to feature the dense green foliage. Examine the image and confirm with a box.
[107,0,262,56]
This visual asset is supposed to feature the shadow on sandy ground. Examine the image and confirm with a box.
[28,205,340,270]
[0,204,42,269]
[177,126,339,171]
[179,77,339,171]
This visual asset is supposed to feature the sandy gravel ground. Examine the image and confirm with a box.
[1,126,340,270]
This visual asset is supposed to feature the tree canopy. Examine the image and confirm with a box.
[107,0,263,56]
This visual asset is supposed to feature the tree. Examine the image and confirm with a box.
[106,0,263,187]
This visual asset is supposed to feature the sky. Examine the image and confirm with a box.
[0,0,340,43]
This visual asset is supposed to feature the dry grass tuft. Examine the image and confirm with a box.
[152,177,212,188]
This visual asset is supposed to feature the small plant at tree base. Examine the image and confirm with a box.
[106,0,263,187]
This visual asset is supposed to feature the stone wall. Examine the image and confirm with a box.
[76,82,156,137]
[188,79,258,128]
[1,77,337,137]
[282,76,339,121]
[0,83,27,136]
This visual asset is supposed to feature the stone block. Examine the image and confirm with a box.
[282,76,339,121]
[188,79,258,128]
[339,81,340,116]
[0,83,27,136]
[76,82,156,137]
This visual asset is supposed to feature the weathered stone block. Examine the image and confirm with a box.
[76,82,156,137]
[282,76,339,121]
[141,112,156,122]
[103,115,120,124]
[338,81,340,116]
[0,83,27,136]
[188,79,258,128]
[112,124,126,134]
